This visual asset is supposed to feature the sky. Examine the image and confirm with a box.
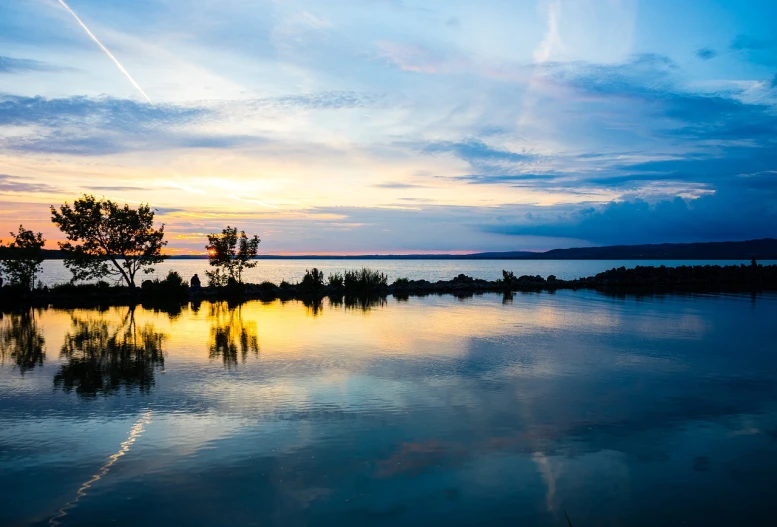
[0,0,776,254]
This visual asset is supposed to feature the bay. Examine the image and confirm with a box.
[2,290,776,526]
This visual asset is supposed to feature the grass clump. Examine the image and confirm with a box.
[343,267,388,294]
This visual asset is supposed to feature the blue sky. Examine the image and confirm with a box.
[0,0,775,253]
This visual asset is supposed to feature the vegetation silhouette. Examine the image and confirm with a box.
[298,267,325,293]
[0,225,45,292]
[343,267,388,294]
[140,270,190,308]
[53,307,166,397]
[205,226,260,287]
[0,309,46,375]
[207,302,259,368]
[51,195,167,289]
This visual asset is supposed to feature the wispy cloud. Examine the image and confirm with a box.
[0,56,63,74]
[695,48,718,60]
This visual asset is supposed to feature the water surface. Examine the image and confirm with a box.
[36,258,777,286]
[1,291,776,526]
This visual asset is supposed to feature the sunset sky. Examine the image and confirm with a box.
[1,0,776,254]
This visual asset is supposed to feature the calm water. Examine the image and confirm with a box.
[36,258,777,286]
[2,291,777,526]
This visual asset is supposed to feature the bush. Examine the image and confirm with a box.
[259,281,277,292]
[279,280,292,290]
[328,272,344,288]
[393,277,410,286]
[141,270,189,299]
[343,268,388,294]
[298,268,325,292]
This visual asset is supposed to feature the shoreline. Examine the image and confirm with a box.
[2,263,776,310]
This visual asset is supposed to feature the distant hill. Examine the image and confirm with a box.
[528,238,777,260]
[243,238,777,260]
[2,238,775,260]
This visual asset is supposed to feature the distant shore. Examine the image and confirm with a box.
[2,263,776,310]
[5,238,777,261]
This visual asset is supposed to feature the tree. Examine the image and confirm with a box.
[0,225,45,290]
[51,195,167,289]
[205,226,260,286]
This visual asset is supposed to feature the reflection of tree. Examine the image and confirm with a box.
[0,310,45,375]
[54,308,166,397]
[208,302,259,368]
[302,297,323,317]
[344,295,387,313]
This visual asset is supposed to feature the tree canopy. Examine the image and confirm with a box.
[205,226,260,286]
[51,195,167,288]
[0,225,45,290]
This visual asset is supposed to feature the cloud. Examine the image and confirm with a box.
[0,91,386,155]
[372,182,428,189]
[0,95,202,129]
[0,56,62,73]
[481,182,777,245]
[544,54,777,143]
[377,41,460,74]
[0,174,61,194]
[244,91,382,111]
[730,34,773,51]
[695,48,718,60]
[420,139,541,176]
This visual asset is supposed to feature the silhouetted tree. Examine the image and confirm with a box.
[205,226,260,286]
[0,310,46,375]
[51,195,167,288]
[0,225,45,290]
[54,308,166,396]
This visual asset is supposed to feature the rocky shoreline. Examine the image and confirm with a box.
[2,263,776,310]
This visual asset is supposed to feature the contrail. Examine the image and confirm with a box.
[56,0,152,103]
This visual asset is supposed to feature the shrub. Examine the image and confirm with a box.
[279,280,292,290]
[343,267,388,294]
[298,268,325,292]
[259,281,277,292]
[328,272,344,288]
[141,270,189,300]
[393,277,410,286]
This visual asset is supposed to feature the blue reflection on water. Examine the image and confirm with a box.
[1,291,776,526]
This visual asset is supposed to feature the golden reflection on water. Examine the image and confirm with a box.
[0,310,46,374]
[207,302,259,368]
[55,307,167,396]
[6,293,712,373]
[49,410,153,527]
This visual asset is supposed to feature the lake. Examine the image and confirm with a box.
[2,291,777,526]
[35,258,777,286]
